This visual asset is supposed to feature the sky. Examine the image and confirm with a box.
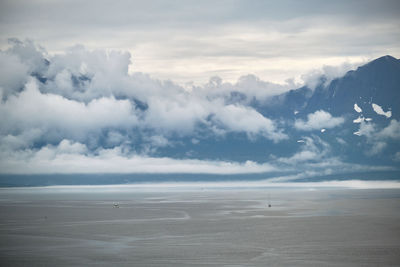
[0,0,399,180]
[1,0,400,84]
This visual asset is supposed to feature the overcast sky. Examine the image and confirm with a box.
[1,0,399,84]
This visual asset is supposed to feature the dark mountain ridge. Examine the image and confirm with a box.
[256,55,399,127]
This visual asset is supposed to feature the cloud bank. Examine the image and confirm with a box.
[0,40,287,148]
[0,40,396,180]
[0,40,294,175]
[0,140,278,174]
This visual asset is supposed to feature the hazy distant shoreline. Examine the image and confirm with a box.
[1,170,400,188]
[1,179,400,191]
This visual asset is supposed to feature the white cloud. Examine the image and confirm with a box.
[0,40,290,146]
[0,51,29,98]
[0,140,277,175]
[141,135,171,154]
[6,39,49,75]
[336,137,347,145]
[147,135,170,148]
[210,104,287,142]
[0,138,391,179]
[354,120,400,155]
[301,61,363,89]
[0,39,397,179]
[294,110,345,131]
[232,74,297,101]
[356,120,400,141]
[279,150,318,164]
[0,79,139,143]
[277,136,330,164]
[376,120,400,139]
[368,141,387,156]
[394,152,400,162]
[57,139,88,154]
[143,93,209,135]
[354,121,375,138]
[269,135,393,181]
[43,45,134,101]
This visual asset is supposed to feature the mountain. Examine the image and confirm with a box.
[1,54,399,186]
[269,56,400,168]
[155,55,400,168]
[264,55,399,120]
[303,55,400,117]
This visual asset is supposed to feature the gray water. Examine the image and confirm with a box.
[0,187,399,266]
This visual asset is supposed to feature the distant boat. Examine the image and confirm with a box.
[113,203,119,208]
[268,194,272,208]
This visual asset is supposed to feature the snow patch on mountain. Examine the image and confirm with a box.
[372,103,392,118]
[353,116,364,123]
[354,103,362,113]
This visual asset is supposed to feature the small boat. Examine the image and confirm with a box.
[113,203,119,208]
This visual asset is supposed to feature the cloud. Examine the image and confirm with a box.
[6,39,49,75]
[1,1,399,85]
[0,39,292,168]
[0,137,391,178]
[377,120,400,139]
[301,61,365,89]
[0,78,139,145]
[354,120,400,155]
[0,39,397,179]
[0,140,278,174]
[232,74,297,101]
[43,44,134,102]
[276,136,330,165]
[266,135,395,182]
[210,103,287,142]
[394,152,400,162]
[0,51,29,98]
[368,141,387,156]
[143,92,209,135]
[294,110,345,131]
